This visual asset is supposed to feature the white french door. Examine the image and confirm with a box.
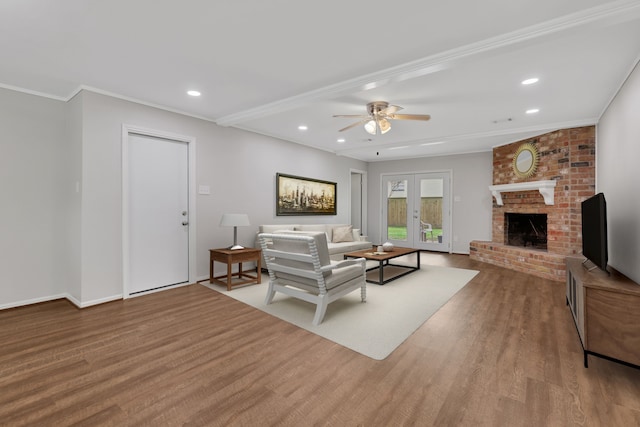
[382,171,451,252]
[123,128,195,295]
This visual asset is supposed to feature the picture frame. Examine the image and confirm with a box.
[276,173,337,216]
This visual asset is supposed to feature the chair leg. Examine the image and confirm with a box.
[312,296,329,326]
[264,281,276,305]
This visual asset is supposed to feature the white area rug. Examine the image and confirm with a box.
[202,265,478,360]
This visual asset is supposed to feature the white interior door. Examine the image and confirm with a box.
[127,133,190,294]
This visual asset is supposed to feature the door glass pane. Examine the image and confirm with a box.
[419,178,443,243]
[387,179,408,241]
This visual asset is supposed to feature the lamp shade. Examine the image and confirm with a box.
[219,213,250,227]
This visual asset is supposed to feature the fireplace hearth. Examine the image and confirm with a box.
[506,213,547,250]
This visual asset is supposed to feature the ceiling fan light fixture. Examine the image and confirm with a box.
[379,119,391,134]
[364,120,377,135]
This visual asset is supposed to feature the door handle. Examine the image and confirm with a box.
[182,221,189,226]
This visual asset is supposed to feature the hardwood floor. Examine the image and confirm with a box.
[1,253,639,426]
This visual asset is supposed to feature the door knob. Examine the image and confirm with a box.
[182,211,188,216]
[182,221,189,226]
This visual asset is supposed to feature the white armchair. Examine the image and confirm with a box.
[258,232,367,325]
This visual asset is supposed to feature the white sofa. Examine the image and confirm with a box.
[255,223,372,262]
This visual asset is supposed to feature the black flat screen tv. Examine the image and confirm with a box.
[581,193,608,272]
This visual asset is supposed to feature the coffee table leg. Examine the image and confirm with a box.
[379,260,384,285]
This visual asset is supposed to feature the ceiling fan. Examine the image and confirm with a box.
[333,101,431,135]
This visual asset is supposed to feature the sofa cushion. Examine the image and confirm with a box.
[332,225,354,243]
[260,224,297,233]
[295,224,330,241]
[327,241,371,255]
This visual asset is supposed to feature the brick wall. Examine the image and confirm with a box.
[470,126,596,281]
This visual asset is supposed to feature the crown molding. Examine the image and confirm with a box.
[0,82,67,101]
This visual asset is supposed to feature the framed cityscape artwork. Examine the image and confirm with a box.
[276,173,337,216]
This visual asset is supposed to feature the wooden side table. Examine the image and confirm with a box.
[209,247,262,291]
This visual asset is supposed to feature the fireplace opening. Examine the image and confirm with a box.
[506,213,547,250]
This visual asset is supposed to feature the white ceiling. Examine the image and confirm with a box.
[2,0,640,162]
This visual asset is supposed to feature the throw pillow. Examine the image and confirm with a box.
[332,225,354,243]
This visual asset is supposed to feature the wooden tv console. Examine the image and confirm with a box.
[566,257,640,369]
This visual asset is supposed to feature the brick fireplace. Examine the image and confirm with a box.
[470,126,596,281]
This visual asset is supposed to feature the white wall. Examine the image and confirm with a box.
[0,88,73,308]
[0,88,367,309]
[78,91,367,304]
[597,60,640,284]
[366,152,493,254]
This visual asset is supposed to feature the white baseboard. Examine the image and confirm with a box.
[452,250,471,255]
[0,293,123,311]
[0,293,68,311]
[68,293,123,308]
[1,279,229,311]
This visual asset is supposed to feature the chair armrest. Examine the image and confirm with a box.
[320,258,366,272]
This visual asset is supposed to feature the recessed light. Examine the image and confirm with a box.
[298,125,308,131]
[337,138,345,143]
[521,78,539,85]
[526,108,540,114]
[187,90,201,97]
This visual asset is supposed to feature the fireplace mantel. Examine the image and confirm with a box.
[489,180,557,206]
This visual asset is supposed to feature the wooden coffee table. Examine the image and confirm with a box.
[343,247,420,285]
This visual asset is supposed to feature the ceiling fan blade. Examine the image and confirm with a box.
[333,114,370,118]
[380,105,403,115]
[388,113,431,121]
[338,120,368,132]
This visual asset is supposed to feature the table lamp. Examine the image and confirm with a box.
[220,213,250,250]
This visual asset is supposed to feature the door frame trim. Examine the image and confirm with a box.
[349,168,367,236]
[121,124,197,298]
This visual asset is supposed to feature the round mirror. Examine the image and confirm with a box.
[513,142,539,178]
